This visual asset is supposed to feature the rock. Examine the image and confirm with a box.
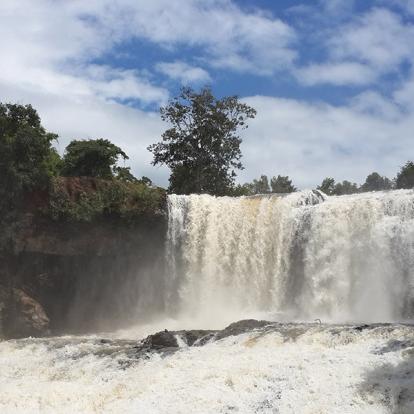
[178,330,216,346]
[143,330,179,349]
[7,289,50,338]
[216,319,271,340]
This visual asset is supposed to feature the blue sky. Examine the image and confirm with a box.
[1,0,414,188]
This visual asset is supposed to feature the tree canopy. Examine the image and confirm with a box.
[0,103,59,207]
[396,161,414,189]
[148,87,256,195]
[317,177,336,195]
[361,172,392,192]
[62,139,128,179]
[270,175,297,193]
[240,174,296,195]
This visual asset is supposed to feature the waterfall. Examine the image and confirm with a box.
[166,189,414,323]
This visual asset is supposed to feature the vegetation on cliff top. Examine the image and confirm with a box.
[48,177,165,222]
[2,89,414,209]
[0,103,164,224]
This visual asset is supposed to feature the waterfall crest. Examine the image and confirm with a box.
[166,189,414,323]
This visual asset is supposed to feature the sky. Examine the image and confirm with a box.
[1,0,414,189]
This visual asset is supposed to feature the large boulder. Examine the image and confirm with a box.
[143,330,178,349]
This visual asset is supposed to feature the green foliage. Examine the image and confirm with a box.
[317,177,336,195]
[62,139,128,179]
[148,87,256,196]
[333,180,359,195]
[242,174,296,195]
[270,175,297,193]
[227,184,252,196]
[248,175,270,194]
[114,166,138,183]
[317,177,359,196]
[361,172,393,192]
[48,177,165,223]
[0,103,59,209]
[396,161,414,189]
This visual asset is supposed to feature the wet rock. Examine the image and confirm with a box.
[7,289,50,338]
[216,319,271,340]
[354,324,370,332]
[143,330,179,349]
[177,330,217,346]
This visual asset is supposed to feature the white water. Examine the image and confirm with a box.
[167,189,414,324]
[1,324,414,413]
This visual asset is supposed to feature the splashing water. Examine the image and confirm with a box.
[2,189,414,413]
[166,190,414,324]
[1,324,414,413]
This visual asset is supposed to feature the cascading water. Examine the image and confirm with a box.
[166,189,414,324]
[2,189,414,413]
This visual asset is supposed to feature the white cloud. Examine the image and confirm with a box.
[349,91,401,120]
[320,0,355,16]
[387,0,414,15]
[295,62,376,86]
[156,61,211,84]
[393,70,414,112]
[1,82,169,186]
[1,0,414,190]
[330,8,414,69]
[117,0,297,75]
[0,1,168,106]
[240,94,413,188]
[294,7,414,86]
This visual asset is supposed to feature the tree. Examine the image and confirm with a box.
[270,175,296,193]
[62,139,128,179]
[334,180,359,195]
[114,166,138,183]
[396,161,414,189]
[228,183,252,196]
[0,103,59,206]
[360,172,392,192]
[317,177,336,195]
[147,87,256,195]
[249,175,270,194]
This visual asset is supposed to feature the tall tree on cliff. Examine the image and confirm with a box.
[148,87,256,195]
[0,103,60,210]
[61,139,128,179]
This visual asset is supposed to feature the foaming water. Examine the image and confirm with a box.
[167,189,414,324]
[1,324,414,413]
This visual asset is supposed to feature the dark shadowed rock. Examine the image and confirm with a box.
[143,330,179,349]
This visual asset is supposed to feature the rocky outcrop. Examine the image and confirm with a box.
[0,286,50,338]
[0,178,167,339]
[8,289,50,338]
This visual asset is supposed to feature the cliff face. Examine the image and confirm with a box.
[0,178,167,339]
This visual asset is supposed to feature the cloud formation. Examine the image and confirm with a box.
[1,0,414,188]
[156,61,211,84]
